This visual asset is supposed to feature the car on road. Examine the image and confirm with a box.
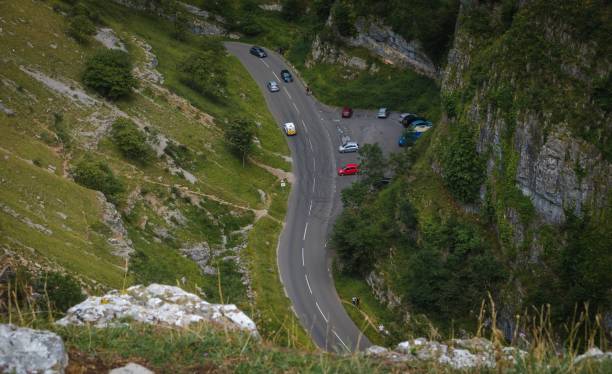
[280,69,293,82]
[341,106,353,118]
[267,80,280,92]
[338,141,359,153]
[282,122,296,136]
[377,107,389,118]
[249,46,267,58]
[337,163,359,176]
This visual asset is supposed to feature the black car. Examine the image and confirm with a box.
[401,115,425,127]
[249,46,267,58]
[280,69,293,82]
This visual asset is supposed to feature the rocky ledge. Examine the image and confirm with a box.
[56,284,258,338]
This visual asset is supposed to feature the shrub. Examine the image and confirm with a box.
[281,0,308,21]
[332,1,356,37]
[110,118,155,164]
[35,272,85,315]
[72,157,124,203]
[441,125,485,203]
[223,118,256,166]
[82,50,136,100]
[179,51,227,99]
[67,14,95,44]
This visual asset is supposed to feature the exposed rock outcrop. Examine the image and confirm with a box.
[366,337,526,370]
[56,284,259,337]
[97,192,134,259]
[343,18,438,79]
[0,324,68,374]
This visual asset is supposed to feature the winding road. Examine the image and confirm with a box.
[226,42,404,352]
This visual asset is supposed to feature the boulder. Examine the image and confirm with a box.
[56,284,259,338]
[0,324,68,374]
[109,362,154,374]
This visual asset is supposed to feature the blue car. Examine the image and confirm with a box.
[409,119,433,128]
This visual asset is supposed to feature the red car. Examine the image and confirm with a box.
[341,106,353,118]
[337,163,359,176]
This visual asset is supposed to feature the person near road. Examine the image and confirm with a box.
[351,296,360,308]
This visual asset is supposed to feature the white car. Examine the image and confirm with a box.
[338,141,359,153]
[377,107,389,118]
[283,122,296,136]
[267,80,280,92]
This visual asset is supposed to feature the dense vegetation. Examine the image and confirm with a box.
[110,118,155,164]
[82,49,136,100]
[331,0,611,347]
[72,157,125,203]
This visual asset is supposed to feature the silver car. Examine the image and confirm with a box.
[377,107,389,118]
[338,141,359,153]
[267,80,280,92]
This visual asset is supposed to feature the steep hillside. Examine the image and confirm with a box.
[0,0,306,345]
[331,0,611,346]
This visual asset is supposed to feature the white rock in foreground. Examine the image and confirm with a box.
[0,324,68,374]
[56,284,258,337]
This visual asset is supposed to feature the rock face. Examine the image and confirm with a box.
[343,18,439,79]
[307,35,370,71]
[97,192,134,259]
[56,284,259,337]
[366,337,525,370]
[0,324,68,374]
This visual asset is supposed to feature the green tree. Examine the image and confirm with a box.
[67,14,95,44]
[441,126,485,203]
[179,51,227,99]
[281,0,308,21]
[110,118,155,164]
[35,272,85,315]
[82,50,136,100]
[72,157,124,203]
[332,1,356,37]
[358,143,386,185]
[224,118,256,167]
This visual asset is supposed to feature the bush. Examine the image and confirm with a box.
[35,272,85,315]
[441,125,485,203]
[72,157,124,203]
[223,118,256,166]
[67,14,95,44]
[82,50,136,100]
[281,0,308,21]
[110,118,155,164]
[332,1,356,37]
[179,51,227,99]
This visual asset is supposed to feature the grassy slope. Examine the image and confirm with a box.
[0,0,310,346]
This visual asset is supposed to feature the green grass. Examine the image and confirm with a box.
[333,267,409,347]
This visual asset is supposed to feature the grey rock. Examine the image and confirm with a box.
[109,362,154,374]
[0,100,15,116]
[0,324,68,374]
[56,284,259,338]
[97,192,134,259]
[574,347,612,364]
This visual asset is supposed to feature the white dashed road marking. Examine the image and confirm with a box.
[292,102,300,114]
[305,274,312,294]
[302,120,309,133]
[272,71,280,81]
[312,177,316,192]
[315,302,328,323]
[333,330,350,351]
[308,200,313,216]
[303,222,309,240]
[262,60,270,68]
[308,137,313,151]
[302,247,305,266]
[283,86,292,100]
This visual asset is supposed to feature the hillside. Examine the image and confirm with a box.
[329,0,611,349]
[0,0,309,346]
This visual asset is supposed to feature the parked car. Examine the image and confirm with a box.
[373,176,393,188]
[399,113,415,121]
[341,106,353,118]
[283,122,296,136]
[267,80,280,92]
[409,119,433,128]
[401,115,424,127]
[337,163,359,176]
[280,69,293,82]
[249,46,267,58]
[398,134,409,147]
[338,141,359,153]
[377,107,389,118]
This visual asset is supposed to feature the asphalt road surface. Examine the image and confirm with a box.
[225,42,405,353]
